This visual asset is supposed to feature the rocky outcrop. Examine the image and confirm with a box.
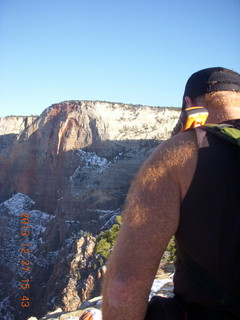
[0,193,107,320]
[0,193,52,320]
[0,101,180,319]
[29,233,105,318]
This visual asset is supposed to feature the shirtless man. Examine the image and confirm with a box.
[102,67,240,320]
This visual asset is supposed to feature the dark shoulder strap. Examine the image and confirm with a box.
[202,123,240,146]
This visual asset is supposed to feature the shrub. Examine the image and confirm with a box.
[166,236,176,261]
[95,215,122,260]
[161,236,176,266]
[95,238,112,259]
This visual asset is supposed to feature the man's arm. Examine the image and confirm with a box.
[102,131,197,320]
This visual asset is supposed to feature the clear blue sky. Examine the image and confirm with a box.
[0,0,239,117]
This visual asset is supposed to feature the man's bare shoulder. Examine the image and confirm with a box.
[140,129,197,173]
[137,129,198,201]
[155,130,197,163]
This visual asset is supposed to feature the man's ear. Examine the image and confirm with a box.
[185,96,194,108]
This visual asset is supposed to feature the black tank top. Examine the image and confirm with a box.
[174,120,240,319]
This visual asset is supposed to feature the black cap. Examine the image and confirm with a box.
[182,67,240,110]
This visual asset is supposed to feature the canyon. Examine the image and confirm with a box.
[0,101,180,319]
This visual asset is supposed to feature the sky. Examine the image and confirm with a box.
[0,0,239,117]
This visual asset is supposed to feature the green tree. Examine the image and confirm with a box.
[95,238,112,259]
[95,215,122,259]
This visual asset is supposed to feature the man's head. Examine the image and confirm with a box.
[172,67,240,134]
[182,67,240,111]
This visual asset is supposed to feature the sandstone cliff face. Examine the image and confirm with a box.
[0,101,180,319]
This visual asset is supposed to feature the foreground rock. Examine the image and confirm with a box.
[29,267,174,320]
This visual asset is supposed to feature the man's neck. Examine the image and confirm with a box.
[205,105,240,124]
